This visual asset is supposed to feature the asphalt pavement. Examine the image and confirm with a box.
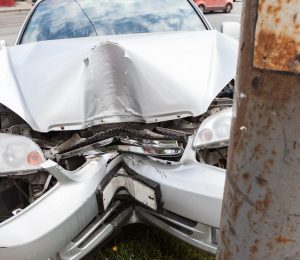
[0,10,28,45]
[0,1,243,46]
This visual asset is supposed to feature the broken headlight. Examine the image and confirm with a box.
[0,133,45,174]
[193,108,232,149]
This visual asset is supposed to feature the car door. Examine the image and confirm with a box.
[203,0,213,9]
[213,0,224,8]
[217,0,228,8]
[204,0,220,10]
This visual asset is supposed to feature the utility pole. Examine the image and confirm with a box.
[217,0,300,259]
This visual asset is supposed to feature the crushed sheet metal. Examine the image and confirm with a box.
[100,167,159,211]
[0,31,237,132]
[254,0,300,73]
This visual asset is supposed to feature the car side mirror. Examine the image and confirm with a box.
[221,22,240,41]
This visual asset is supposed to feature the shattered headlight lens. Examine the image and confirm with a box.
[0,133,45,174]
[193,108,232,149]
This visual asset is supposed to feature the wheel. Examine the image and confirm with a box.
[224,3,232,13]
[198,4,205,13]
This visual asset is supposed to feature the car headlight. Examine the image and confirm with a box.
[193,107,232,149]
[0,133,45,174]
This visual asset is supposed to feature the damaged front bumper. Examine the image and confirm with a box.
[0,145,224,260]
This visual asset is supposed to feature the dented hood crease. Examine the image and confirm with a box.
[0,31,237,132]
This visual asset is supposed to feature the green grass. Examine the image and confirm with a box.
[96,224,215,260]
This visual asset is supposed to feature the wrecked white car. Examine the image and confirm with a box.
[0,0,237,259]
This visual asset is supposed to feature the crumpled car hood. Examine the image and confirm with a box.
[0,30,237,132]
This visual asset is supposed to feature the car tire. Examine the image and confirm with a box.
[198,4,205,13]
[224,3,232,13]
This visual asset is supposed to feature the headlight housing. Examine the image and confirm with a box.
[0,133,45,174]
[193,107,232,149]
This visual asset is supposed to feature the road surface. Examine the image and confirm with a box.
[0,11,28,45]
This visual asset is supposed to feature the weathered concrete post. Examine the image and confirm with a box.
[217,0,300,259]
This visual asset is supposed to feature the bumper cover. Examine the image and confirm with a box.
[0,152,225,259]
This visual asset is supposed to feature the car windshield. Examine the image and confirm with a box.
[20,0,206,44]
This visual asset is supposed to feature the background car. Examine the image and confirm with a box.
[194,0,234,13]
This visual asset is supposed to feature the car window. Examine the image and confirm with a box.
[80,0,206,36]
[21,0,206,44]
[21,0,97,43]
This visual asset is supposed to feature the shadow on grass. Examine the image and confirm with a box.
[96,223,215,260]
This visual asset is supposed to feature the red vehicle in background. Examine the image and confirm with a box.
[194,0,233,13]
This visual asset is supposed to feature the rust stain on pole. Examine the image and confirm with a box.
[254,0,300,73]
[275,236,295,244]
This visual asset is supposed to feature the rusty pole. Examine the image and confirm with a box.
[217,0,300,259]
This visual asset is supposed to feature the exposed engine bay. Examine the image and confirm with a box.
[0,84,233,223]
